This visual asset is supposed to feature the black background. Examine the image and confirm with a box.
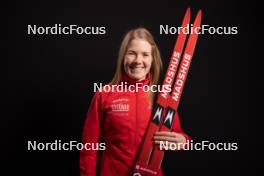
[6,0,256,175]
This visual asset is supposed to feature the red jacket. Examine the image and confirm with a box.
[80,74,190,176]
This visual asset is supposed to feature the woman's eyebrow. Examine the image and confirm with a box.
[127,49,136,53]
[142,51,151,54]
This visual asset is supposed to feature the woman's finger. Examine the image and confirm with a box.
[155,131,177,137]
[154,132,187,144]
[153,136,178,143]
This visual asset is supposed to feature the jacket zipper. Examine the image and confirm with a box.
[135,91,138,150]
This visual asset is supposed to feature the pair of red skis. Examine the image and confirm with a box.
[133,8,202,176]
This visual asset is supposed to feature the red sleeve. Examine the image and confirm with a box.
[80,92,103,176]
[171,112,191,142]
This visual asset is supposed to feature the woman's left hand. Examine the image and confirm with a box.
[153,131,187,150]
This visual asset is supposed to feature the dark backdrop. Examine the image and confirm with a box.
[6,0,256,175]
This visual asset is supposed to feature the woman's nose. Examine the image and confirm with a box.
[134,54,143,63]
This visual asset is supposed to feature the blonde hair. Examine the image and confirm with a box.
[110,27,162,99]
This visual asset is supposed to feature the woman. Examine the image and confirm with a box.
[80,27,190,176]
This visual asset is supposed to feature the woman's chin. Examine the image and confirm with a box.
[126,71,147,81]
[131,76,145,81]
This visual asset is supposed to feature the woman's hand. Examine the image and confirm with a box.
[153,131,187,150]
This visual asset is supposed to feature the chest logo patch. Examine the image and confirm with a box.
[111,103,129,112]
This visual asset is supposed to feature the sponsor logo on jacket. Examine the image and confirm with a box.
[111,103,129,112]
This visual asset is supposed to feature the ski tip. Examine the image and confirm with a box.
[194,9,202,24]
[183,7,191,22]
[197,9,202,18]
[186,7,191,15]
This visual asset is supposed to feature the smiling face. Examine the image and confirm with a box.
[123,39,153,81]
